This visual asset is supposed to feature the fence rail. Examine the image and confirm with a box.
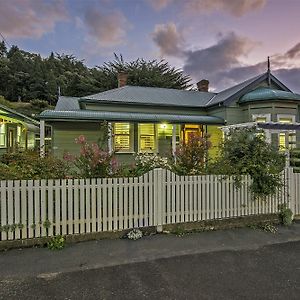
[0,168,299,242]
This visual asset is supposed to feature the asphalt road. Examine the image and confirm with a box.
[0,241,299,300]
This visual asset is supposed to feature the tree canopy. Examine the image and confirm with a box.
[212,127,285,199]
[0,44,192,104]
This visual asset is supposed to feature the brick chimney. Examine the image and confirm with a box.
[117,71,128,88]
[197,79,209,92]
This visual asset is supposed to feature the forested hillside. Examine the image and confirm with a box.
[0,41,192,105]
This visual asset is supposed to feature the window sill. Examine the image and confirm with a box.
[114,151,135,154]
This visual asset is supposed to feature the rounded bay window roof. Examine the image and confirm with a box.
[240,87,300,103]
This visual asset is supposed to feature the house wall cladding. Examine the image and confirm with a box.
[0,168,298,242]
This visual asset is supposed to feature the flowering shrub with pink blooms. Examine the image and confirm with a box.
[65,135,119,178]
[171,133,211,175]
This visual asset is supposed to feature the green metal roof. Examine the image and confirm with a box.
[40,110,224,124]
[240,88,300,103]
[55,96,80,111]
[81,85,216,108]
[0,104,39,128]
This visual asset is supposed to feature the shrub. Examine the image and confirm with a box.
[47,235,65,250]
[30,99,49,109]
[278,203,293,226]
[171,133,211,175]
[133,152,169,176]
[0,150,70,180]
[66,135,119,178]
[211,127,285,199]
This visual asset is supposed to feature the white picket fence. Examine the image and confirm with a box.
[0,168,299,242]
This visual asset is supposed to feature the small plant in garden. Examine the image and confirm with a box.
[2,225,10,233]
[43,220,52,229]
[134,152,169,175]
[172,225,185,237]
[47,235,65,250]
[9,224,17,232]
[261,223,277,234]
[17,223,24,230]
[65,135,119,178]
[127,229,143,240]
[171,133,211,175]
[278,203,293,226]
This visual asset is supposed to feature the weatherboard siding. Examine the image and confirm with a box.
[51,122,107,157]
[207,126,222,159]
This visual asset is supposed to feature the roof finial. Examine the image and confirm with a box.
[267,56,271,86]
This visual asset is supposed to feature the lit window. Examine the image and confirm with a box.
[255,117,267,123]
[278,116,296,150]
[17,126,21,144]
[139,123,156,152]
[114,123,132,152]
[0,123,6,148]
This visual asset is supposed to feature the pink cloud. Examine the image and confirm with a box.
[184,0,267,17]
[151,23,185,57]
[0,0,69,39]
[84,8,130,48]
[147,0,174,11]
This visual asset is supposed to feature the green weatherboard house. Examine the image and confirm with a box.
[0,104,39,155]
[39,70,300,166]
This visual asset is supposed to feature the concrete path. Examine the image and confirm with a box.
[0,223,299,279]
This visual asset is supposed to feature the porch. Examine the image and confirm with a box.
[39,110,224,162]
[0,109,39,155]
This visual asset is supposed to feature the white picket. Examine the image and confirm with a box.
[0,181,7,241]
[55,179,61,236]
[67,179,74,235]
[46,180,53,236]
[40,180,47,237]
[14,181,21,239]
[1,169,299,243]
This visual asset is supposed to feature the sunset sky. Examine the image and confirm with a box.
[1,0,300,91]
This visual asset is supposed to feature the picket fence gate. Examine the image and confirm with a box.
[0,168,299,242]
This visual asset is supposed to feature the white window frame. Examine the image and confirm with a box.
[113,122,134,153]
[138,123,157,153]
[252,113,271,123]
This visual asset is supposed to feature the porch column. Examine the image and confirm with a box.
[108,122,113,154]
[40,120,45,157]
[172,124,176,157]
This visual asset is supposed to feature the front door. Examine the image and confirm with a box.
[182,125,203,143]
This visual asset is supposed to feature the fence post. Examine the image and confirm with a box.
[154,168,164,232]
[285,167,296,216]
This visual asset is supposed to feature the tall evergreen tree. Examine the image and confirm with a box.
[0,45,193,104]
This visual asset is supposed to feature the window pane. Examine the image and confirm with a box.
[114,123,131,151]
[139,124,156,151]
[279,117,293,123]
[114,123,130,134]
[255,117,267,123]
[0,124,6,147]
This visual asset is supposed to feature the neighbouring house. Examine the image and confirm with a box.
[0,103,39,155]
[39,68,300,165]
